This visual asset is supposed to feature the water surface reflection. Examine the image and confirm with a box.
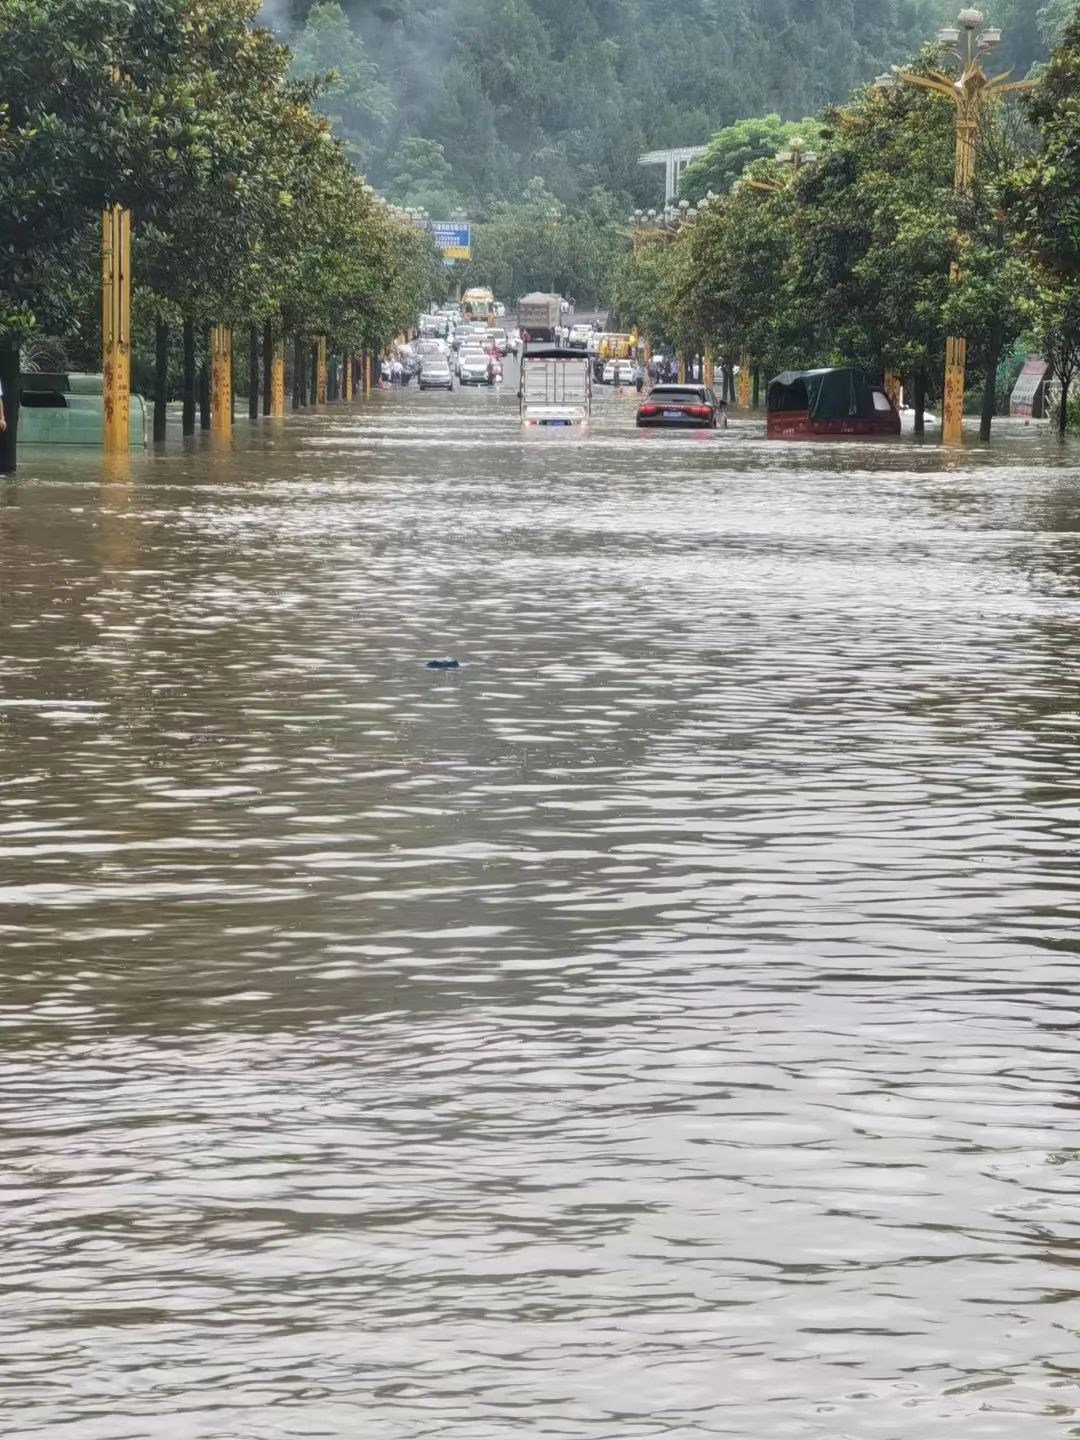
[1,389,1080,1437]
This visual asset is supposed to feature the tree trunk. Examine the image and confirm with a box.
[262,319,273,416]
[752,366,760,409]
[182,319,196,436]
[153,316,169,444]
[913,368,927,437]
[199,326,211,430]
[980,341,1000,443]
[726,368,736,404]
[1059,372,1071,437]
[0,336,20,475]
[294,332,306,408]
[310,343,318,403]
[248,324,259,420]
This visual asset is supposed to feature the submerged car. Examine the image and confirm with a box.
[419,357,454,391]
[602,359,637,386]
[636,383,723,429]
[458,349,494,385]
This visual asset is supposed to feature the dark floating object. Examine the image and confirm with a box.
[425,659,460,670]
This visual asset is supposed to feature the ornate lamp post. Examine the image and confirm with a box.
[874,8,1034,444]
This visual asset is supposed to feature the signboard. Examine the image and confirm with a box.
[1011,358,1049,418]
[432,221,471,261]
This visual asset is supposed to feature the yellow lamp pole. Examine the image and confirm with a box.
[877,9,1035,444]
[737,361,751,409]
[102,203,131,453]
[209,325,232,434]
[270,339,285,417]
[343,352,353,401]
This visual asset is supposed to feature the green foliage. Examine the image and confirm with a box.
[386,136,455,213]
[281,0,1054,210]
[680,116,823,200]
[0,0,444,469]
[289,1,392,171]
[460,180,623,305]
[618,33,1047,439]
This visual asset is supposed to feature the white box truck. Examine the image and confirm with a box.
[519,350,592,426]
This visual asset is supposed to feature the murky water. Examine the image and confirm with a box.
[2,378,1080,1438]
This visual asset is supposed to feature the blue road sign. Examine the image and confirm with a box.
[432,222,471,259]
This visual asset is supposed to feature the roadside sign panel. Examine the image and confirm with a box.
[1011,358,1049,417]
[432,222,471,260]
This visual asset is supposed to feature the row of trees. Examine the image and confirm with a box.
[610,8,1080,439]
[0,0,444,471]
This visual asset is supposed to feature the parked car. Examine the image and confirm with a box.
[636,383,723,429]
[419,357,454,391]
[568,324,592,349]
[602,359,637,386]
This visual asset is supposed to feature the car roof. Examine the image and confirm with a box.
[652,383,709,393]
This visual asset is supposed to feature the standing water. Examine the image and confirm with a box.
[1,381,1079,1438]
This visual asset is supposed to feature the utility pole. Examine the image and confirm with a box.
[102,203,131,453]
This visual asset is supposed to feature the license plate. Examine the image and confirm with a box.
[663,409,685,418]
[543,419,570,426]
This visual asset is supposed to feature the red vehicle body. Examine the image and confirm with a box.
[766,368,901,439]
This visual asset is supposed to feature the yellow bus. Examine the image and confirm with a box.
[462,287,496,326]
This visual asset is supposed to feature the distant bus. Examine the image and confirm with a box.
[461,287,496,325]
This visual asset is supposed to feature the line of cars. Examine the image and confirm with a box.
[416,318,521,391]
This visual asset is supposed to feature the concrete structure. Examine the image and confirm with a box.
[638,147,708,203]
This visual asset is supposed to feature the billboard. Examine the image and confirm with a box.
[432,221,471,261]
[1010,358,1049,418]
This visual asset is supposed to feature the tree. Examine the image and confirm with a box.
[0,0,253,470]
[289,0,393,172]
[1037,285,1080,435]
[680,115,823,201]
[385,136,455,213]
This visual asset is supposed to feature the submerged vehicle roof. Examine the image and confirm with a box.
[767,367,893,420]
[521,346,590,360]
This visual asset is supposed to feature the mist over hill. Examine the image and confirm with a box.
[279,0,1057,209]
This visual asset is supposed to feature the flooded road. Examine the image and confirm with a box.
[2,379,1080,1438]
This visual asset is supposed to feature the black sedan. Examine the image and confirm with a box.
[636,383,725,429]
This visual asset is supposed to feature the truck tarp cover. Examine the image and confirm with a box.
[767,367,879,420]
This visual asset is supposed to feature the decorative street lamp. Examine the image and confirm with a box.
[874,8,1034,443]
[775,135,818,170]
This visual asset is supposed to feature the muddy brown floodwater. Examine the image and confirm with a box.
[1,377,1079,1439]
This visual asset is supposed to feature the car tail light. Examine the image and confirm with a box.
[638,404,659,416]
[688,404,711,418]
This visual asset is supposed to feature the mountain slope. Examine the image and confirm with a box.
[282,0,1055,207]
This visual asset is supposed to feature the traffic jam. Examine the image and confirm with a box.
[389,286,730,433]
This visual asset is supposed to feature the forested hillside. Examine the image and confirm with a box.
[276,0,1061,209]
